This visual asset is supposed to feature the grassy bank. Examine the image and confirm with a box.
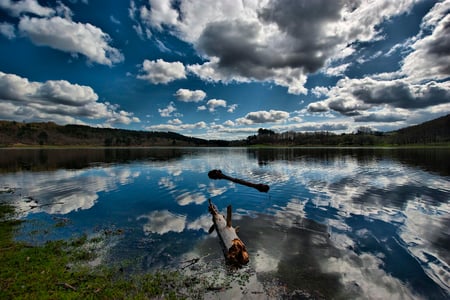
[0,201,209,299]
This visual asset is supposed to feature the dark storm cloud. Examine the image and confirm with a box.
[196,0,348,81]
[307,96,369,116]
[419,15,450,75]
[328,99,365,116]
[308,76,450,119]
[259,0,344,72]
[352,80,450,109]
[197,20,274,80]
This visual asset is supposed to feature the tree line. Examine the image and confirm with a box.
[0,114,448,147]
[241,114,450,146]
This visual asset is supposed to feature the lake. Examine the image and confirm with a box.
[0,147,449,299]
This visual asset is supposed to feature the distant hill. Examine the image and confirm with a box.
[0,121,229,147]
[0,114,449,147]
[389,114,450,145]
[243,114,450,146]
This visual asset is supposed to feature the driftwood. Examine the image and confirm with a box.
[208,169,270,193]
[208,199,249,266]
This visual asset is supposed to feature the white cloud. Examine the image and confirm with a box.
[137,210,186,235]
[145,121,207,132]
[137,59,186,84]
[187,214,212,233]
[168,118,182,125]
[158,101,177,117]
[303,0,450,130]
[0,22,15,39]
[139,0,178,31]
[236,109,290,125]
[289,116,303,123]
[0,0,54,17]
[206,99,227,112]
[311,86,330,98]
[2,166,140,216]
[308,77,450,117]
[174,88,206,102]
[323,253,421,299]
[223,120,235,127]
[0,71,139,125]
[227,104,238,113]
[175,191,207,206]
[135,0,419,94]
[323,63,351,77]
[209,185,231,200]
[402,3,450,82]
[18,16,124,66]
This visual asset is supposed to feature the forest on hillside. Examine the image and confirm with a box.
[0,114,449,147]
[243,114,450,146]
[0,121,228,147]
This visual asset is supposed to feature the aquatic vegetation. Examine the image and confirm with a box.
[0,201,254,299]
[0,202,177,298]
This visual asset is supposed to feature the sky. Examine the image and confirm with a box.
[0,0,449,140]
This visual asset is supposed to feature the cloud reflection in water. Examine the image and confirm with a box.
[0,148,448,298]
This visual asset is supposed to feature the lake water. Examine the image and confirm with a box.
[0,147,449,299]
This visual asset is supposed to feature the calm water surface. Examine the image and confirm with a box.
[0,148,449,299]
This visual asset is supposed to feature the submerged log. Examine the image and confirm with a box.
[208,199,249,266]
[208,169,270,193]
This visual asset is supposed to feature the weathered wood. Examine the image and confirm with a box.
[226,205,232,228]
[208,199,249,266]
[208,169,270,193]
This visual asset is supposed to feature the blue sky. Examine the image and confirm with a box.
[0,0,449,140]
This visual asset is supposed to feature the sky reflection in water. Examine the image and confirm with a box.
[0,148,449,299]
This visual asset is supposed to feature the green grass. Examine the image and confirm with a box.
[0,202,201,299]
[0,201,254,299]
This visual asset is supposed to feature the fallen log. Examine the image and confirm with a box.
[208,169,270,193]
[208,199,249,266]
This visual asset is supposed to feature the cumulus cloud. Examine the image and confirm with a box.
[187,214,213,233]
[206,99,227,112]
[174,88,206,102]
[304,1,450,128]
[236,110,290,125]
[227,104,238,113]
[158,101,177,117]
[0,71,97,105]
[311,86,330,98]
[137,59,186,84]
[0,0,54,17]
[138,210,186,235]
[402,2,450,82]
[135,0,419,94]
[175,191,207,206]
[168,118,182,125]
[2,165,140,216]
[18,16,124,66]
[139,0,178,31]
[307,77,450,119]
[145,121,207,132]
[0,71,139,125]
